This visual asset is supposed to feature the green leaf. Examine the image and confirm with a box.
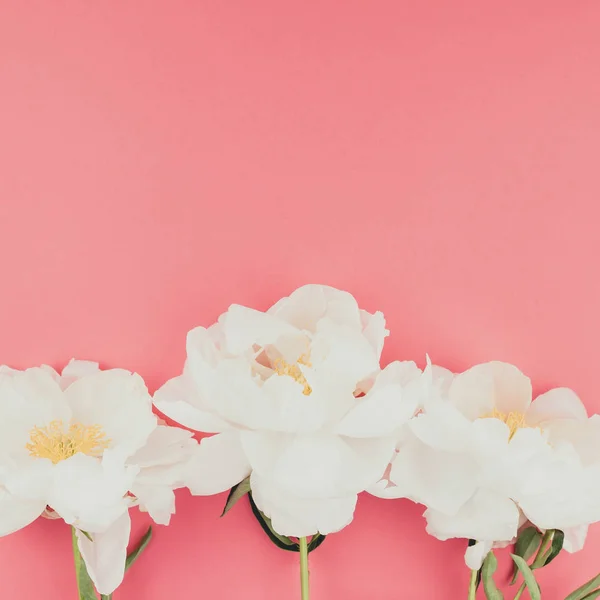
[510,554,541,600]
[541,529,564,567]
[481,552,504,599]
[307,533,326,553]
[565,573,600,600]
[510,527,542,584]
[248,493,299,552]
[125,526,152,572]
[221,477,251,517]
[71,527,98,600]
[581,591,600,600]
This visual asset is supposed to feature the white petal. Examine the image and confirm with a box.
[450,362,532,419]
[267,433,394,498]
[471,417,511,459]
[486,362,532,414]
[271,332,313,364]
[419,358,454,412]
[200,359,267,429]
[183,327,222,396]
[409,403,472,452]
[542,415,600,466]
[49,452,135,532]
[0,486,45,536]
[221,304,299,354]
[131,483,176,525]
[0,368,71,456]
[354,359,420,401]
[184,325,231,407]
[448,366,496,420]
[376,361,422,387]
[301,367,357,425]
[3,458,53,499]
[153,374,231,433]
[311,322,380,391]
[562,524,589,553]
[431,364,454,393]
[186,326,222,365]
[425,489,520,542]
[267,284,363,333]
[38,364,61,381]
[476,427,551,502]
[335,384,417,437]
[342,436,397,490]
[518,450,600,530]
[360,309,388,360]
[465,541,492,570]
[65,370,157,457]
[130,425,196,470]
[526,388,587,426]
[128,427,194,523]
[76,511,131,595]
[258,373,328,432]
[389,435,478,515]
[60,360,101,389]
[240,430,289,477]
[185,431,251,495]
[250,472,357,537]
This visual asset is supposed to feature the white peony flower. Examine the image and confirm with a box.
[154,284,422,537]
[371,361,600,568]
[0,360,197,594]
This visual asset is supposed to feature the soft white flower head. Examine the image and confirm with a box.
[371,361,600,568]
[154,284,422,537]
[0,360,197,594]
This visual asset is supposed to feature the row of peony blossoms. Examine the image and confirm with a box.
[1,284,600,600]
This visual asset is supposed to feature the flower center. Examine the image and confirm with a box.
[483,408,530,439]
[26,420,111,464]
[272,354,312,395]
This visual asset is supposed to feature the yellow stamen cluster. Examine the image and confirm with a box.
[272,355,312,395]
[484,407,530,439]
[26,420,111,464]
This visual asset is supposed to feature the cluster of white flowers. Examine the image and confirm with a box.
[2,284,599,597]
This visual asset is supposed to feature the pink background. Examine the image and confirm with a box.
[1,1,600,598]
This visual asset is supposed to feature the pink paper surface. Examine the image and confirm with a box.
[1,2,600,598]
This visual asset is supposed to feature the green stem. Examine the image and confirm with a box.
[299,537,310,600]
[513,530,554,599]
[100,596,113,600]
[467,569,477,600]
[513,583,526,600]
[531,530,554,568]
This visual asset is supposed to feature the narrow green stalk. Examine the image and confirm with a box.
[100,595,113,600]
[299,536,310,600]
[531,530,554,568]
[513,530,554,599]
[467,569,477,600]
[513,584,526,600]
